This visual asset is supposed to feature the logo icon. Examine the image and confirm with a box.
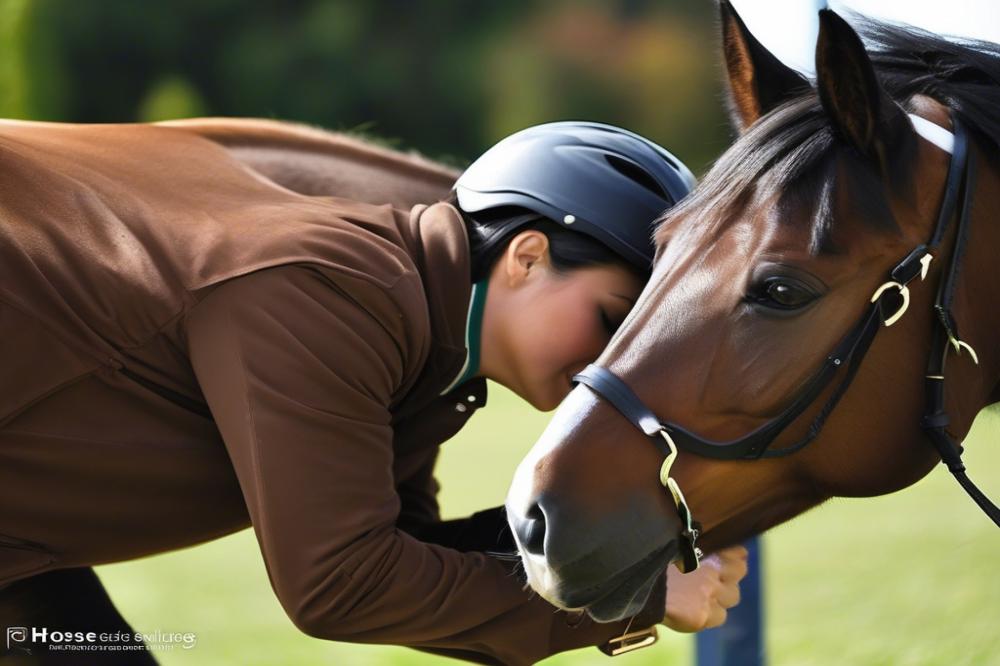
[6,627,27,649]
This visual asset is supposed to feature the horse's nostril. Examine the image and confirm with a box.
[520,503,547,556]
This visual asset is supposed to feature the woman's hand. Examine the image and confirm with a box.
[662,545,749,633]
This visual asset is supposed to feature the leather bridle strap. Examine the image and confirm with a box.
[920,122,1000,528]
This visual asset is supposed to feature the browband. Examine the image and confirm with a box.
[908,114,954,155]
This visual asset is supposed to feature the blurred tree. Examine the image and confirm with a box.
[0,0,31,118]
[0,0,66,119]
[137,74,208,121]
[482,2,727,171]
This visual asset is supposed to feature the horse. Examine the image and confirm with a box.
[158,116,458,205]
[504,1,1000,624]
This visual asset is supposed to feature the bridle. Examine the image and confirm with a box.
[573,114,1000,572]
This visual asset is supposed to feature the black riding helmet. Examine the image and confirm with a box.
[454,121,695,270]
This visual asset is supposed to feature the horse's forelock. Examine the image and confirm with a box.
[654,97,842,254]
[654,94,919,258]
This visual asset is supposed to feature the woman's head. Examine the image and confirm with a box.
[454,121,694,409]
[477,223,644,410]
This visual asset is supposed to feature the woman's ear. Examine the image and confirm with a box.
[503,230,551,286]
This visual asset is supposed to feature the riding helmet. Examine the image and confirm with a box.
[454,121,696,270]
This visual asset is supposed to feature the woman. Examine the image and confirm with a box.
[0,119,745,664]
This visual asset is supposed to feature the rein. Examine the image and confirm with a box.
[574,114,1000,570]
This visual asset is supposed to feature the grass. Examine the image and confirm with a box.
[96,384,1000,665]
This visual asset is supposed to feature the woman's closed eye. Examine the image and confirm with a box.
[598,307,620,336]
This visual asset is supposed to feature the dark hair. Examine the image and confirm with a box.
[448,194,647,283]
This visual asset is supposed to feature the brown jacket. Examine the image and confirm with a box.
[0,121,649,664]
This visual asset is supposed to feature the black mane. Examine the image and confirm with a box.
[868,21,1000,153]
[658,18,1000,254]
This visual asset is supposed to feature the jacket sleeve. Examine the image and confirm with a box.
[184,264,644,665]
[394,448,444,534]
[394,450,514,554]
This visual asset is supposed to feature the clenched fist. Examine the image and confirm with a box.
[662,545,749,633]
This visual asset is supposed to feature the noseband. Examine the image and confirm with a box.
[574,115,1000,571]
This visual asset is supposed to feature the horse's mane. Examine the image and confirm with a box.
[658,19,1000,254]
[867,23,1000,154]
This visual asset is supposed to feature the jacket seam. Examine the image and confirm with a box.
[227,302,269,550]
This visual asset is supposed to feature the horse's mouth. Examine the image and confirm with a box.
[556,540,677,623]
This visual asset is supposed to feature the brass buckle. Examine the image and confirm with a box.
[947,333,980,364]
[870,280,910,327]
[870,252,932,328]
[605,626,658,656]
[658,428,701,572]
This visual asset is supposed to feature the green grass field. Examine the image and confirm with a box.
[97,384,1000,665]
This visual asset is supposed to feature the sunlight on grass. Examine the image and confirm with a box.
[97,386,1000,665]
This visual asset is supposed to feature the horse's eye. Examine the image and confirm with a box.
[750,277,818,310]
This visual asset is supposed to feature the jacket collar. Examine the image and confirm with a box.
[438,278,487,395]
[396,203,487,405]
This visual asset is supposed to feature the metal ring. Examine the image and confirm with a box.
[870,280,910,327]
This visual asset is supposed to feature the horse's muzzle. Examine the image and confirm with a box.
[507,491,676,620]
[506,385,682,621]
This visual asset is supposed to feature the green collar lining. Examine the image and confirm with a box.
[439,279,488,395]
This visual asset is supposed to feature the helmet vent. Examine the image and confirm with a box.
[605,155,667,200]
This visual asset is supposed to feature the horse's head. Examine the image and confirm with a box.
[506,2,1000,622]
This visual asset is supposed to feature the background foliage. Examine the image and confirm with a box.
[0,0,730,172]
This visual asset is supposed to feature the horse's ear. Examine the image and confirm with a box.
[815,9,906,162]
[721,0,811,133]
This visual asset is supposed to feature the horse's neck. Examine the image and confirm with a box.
[977,162,1000,405]
[158,117,459,208]
[948,146,1000,425]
